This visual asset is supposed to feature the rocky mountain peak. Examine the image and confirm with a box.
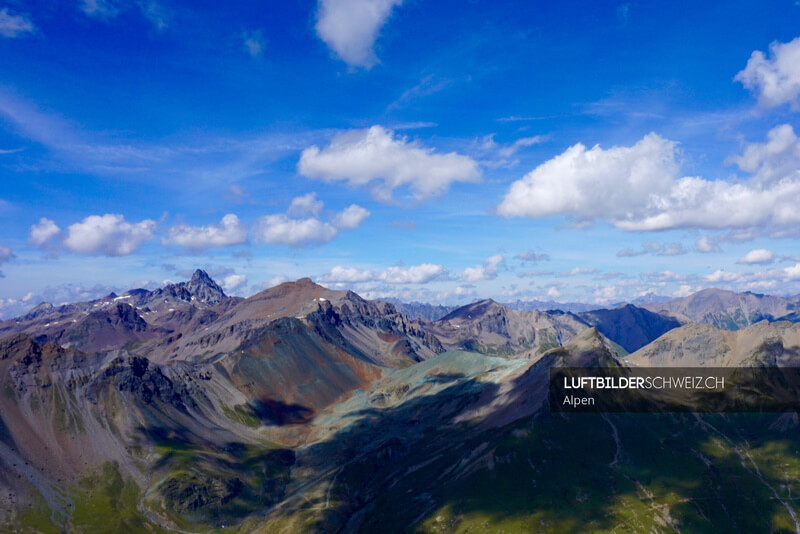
[185,269,226,304]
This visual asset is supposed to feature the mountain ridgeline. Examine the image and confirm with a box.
[2,271,800,533]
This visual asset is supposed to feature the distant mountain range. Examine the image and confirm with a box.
[2,271,800,532]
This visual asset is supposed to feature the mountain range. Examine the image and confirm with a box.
[2,270,800,532]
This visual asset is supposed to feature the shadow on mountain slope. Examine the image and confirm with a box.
[262,353,800,533]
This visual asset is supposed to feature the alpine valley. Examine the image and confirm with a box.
[2,270,800,533]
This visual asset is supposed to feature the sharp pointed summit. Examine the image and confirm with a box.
[185,269,226,304]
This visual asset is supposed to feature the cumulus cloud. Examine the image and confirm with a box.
[253,195,368,247]
[254,214,338,247]
[785,263,800,280]
[64,214,156,256]
[315,0,402,68]
[727,124,800,185]
[321,263,449,285]
[28,218,62,246]
[695,236,721,253]
[499,130,800,234]
[287,192,324,217]
[735,36,800,109]
[332,204,370,229]
[298,126,481,202]
[222,274,247,293]
[0,8,34,38]
[164,214,247,250]
[737,248,775,265]
[498,133,679,221]
[382,264,449,284]
[462,254,504,282]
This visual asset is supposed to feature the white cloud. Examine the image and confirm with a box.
[64,214,156,256]
[498,133,679,221]
[222,274,247,293]
[705,270,741,283]
[695,236,721,253]
[298,126,481,202]
[28,218,62,246]
[321,263,449,285]
[322,266,377,283]
[287,192,324,217]
[737,248,775,265]
[462,254,504,282]
[735,36,800,109]
[164,214,248,250]
[315,0,402,68]
[0,8,34,38]
[785,263,800,280]
[593,285,618,304]
[728,124,800,185]
[546,287,561,299]
[673,284,697,298]
[253,195,367,247]
[332,204,370,230]
[254,214,338,247]
[499,131,800,233]
[382,264,449,284]
[454,285,476,297]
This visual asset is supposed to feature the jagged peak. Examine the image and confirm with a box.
[182,269,226,304]
[190,269,214,284]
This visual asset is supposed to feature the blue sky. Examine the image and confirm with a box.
[1,0,800,316]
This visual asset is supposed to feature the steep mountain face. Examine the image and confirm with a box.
[625,320,800,367]
[644,288,800,330]
[577,303,685,353]
[426,298,590,356]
